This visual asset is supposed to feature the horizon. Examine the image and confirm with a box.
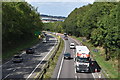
[26,2,94,17]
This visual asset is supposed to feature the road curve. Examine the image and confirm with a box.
[52,34,104,79]
[2,34,57,79]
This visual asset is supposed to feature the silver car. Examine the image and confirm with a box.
[12,55,23,63]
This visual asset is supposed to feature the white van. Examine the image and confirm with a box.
[70,42,75,49]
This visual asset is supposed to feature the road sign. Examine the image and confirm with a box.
[34,31,41,36]
[58,36,60,38]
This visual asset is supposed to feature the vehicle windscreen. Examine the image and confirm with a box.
[14,56,21,58]
[29,49,32,50]
[76,57,89,62]
[64,54,70,57]
[71,44,74,46]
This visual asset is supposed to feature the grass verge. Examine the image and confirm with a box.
[43,38,64,78]
[2,37,40,62]
[71,36,118,78]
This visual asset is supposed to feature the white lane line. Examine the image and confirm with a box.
[20,52,26,56]
[2,74,10,80]
[74,49,77,79]
[13,69,16,72]
[57,57,64,79]
[75,75,77,79]
[0,37,44,68]
[74,63,76,74]
[89,67,96,78]
[0,60,11,68]
[73,49,76,74]
[26,37,57,80]
[0,51,26,67]
[70,37,96,78]
[57,39,66,80]
[97,72,101,78]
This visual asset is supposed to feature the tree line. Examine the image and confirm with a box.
[44,2,120,60]
[2,2,43,53]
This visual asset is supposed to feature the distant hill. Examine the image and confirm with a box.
[40,14,66,23]
[40,14,66,19]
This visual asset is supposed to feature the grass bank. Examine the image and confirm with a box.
[71,36,118,78]
[2,37,40,62]
[43,38,64,78]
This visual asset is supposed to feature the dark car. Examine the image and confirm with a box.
[12,55,23,63]
[64,33,67,35]
[64,53,71,59]
[64,37,68,40]
[26,48,35,54]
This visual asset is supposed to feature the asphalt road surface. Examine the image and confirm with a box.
[1,34,57,79]
[52,34,105,79]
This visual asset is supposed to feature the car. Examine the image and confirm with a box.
[70,42,75,49]
[12,55,23,63]
[52,32,56,35]
[64,53,71,59]
[64,37,68,40]
[42,38,47,43]
[26,48,35,54]
[64,33,67,35]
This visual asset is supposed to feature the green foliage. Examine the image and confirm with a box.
[43,21,64,33]
[63,2,119,59]
[2,2,43,53]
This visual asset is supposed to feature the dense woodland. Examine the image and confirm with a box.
[2,2,43,53]
[44,2,120,60]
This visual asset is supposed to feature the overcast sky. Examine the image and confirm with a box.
[25,0,95,17]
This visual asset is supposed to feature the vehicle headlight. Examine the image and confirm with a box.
[87,63,89,67]
[86,68,89,71]
[76,66,79,70]
[86,63,89,67]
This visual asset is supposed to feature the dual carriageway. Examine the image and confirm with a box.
[1,32,105,79]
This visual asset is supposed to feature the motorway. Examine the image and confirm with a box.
[52,34,105,79]
[1,34,57,79]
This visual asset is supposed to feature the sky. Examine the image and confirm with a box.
[26,0,95,17]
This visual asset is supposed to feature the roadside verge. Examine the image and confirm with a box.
[33,35,64,79]
[43,37,64,78]
[69,36,118,78]
[2,37,41,63]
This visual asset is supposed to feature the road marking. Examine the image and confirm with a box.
[0,51,26,68]
[75,75,77,79]
[2,51,25,67]
[70,37,96,79]
[26,38,56,80]
[57,39,66,80]
[0,37,44,68]
[74,63,76,74]
[13,69,16,71]
[2,74,10,80]
[89,67,96,78]
[20,52,26,56]
[97,72,101,78]
[73,49,76,74]
[57,57,64,80]
[0,60,11,67]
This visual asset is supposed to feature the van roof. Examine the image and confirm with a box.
[76,46,90,53]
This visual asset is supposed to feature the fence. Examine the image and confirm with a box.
[33,35,61,80]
